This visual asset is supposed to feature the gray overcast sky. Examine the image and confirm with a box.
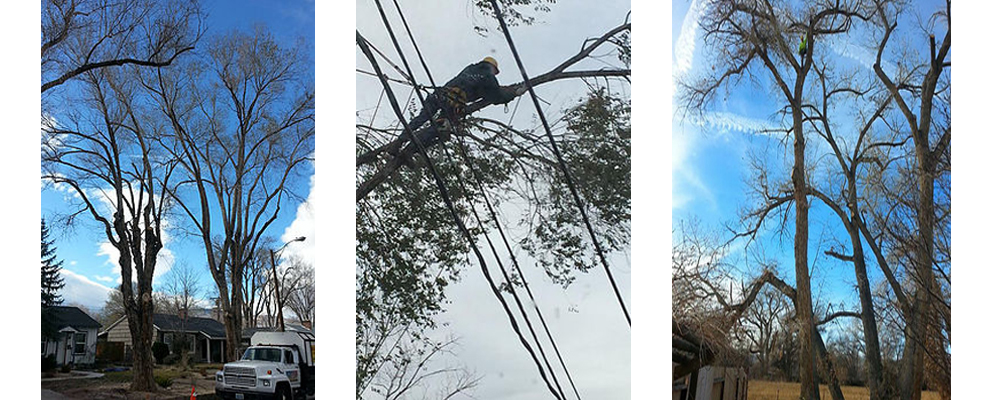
[356,0,631,398]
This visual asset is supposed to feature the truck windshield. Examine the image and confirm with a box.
[241,348,282,362]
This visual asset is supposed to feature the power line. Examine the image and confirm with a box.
[383,1,582,396]
[487,0,632,327]
[369,0,576,394]
[357,26,564,400]
[372,0,570,392]
[454,136,584,400]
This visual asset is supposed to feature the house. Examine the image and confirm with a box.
[673,319,748,400]
[42,306,101,366]
[99,313,228,363]
[673,365,748,400]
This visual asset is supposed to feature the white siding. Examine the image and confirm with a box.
[43,327,98,366]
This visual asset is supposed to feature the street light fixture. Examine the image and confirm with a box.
[270,236,306,332]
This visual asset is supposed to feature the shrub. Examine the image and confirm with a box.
[42,355,57,372]
[152,342,170,364]
[163,353,181,365]
[155,375,173,388]
[60,364,72,373]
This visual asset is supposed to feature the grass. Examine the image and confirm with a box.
[42,365,221,399]
[747,380,942,400]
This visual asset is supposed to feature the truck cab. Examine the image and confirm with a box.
[216,331,315,400]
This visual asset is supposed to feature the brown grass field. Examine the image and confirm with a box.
[748,380,941,400]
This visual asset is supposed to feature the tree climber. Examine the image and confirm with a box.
[389,56,525,159]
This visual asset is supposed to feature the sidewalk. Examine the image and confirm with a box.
[41,370,105,381]
[40,389,72,400]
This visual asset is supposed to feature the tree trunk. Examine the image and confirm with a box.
[225,277,245,361]
[813,326,845,400]
[126,287,157,391]
[901,138,935,400]
[850,226,885,398]
[848,177,885,399]
[792,99,819,400]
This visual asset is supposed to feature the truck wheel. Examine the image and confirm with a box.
[275,384,294,400]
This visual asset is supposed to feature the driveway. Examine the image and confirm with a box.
[41,389,72,400]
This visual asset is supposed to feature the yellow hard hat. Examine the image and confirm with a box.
[482,56,499,74]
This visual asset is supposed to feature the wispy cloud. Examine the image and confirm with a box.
[696,111,778,136]
[674,0,710,79]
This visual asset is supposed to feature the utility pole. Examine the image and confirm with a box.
[270,249,285,332]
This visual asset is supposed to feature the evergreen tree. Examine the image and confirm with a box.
[41,219,65,341]
[41,218,65,307]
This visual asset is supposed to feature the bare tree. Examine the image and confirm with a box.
[794,54,910,398]
[739,285,791,379]
[678,1,870,397]
[242,239,275,329]
[369,336,479,400]
[41,64,176,391]
[144,26,315,361]
[672,221,853,400]
[161,262,201,368]
[868,1,950,398]
[285,260,315,327]
[41,0,203,93]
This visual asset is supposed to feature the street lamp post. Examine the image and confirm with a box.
[270,236,305,332]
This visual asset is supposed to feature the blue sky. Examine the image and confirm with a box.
[671,0,951,340]
[670,0,946,322]
[41,0,316,312]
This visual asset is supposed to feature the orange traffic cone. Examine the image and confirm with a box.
[190,385,197,400]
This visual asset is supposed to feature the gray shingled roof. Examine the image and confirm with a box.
[153,313,226,338]
[47,306,101,330]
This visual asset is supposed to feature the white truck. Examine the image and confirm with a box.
[215,330,315,400]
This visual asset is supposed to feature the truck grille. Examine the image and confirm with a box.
[224,366,257,387]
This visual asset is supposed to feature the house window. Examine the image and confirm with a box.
[74,333,87,355]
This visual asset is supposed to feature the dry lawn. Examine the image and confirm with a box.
[41,366,219,399]
[748,380,941,400]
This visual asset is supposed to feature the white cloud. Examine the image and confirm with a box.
[97,241,175,284]
[278,167,315,269]
[60,269,114,310]
[89,183,176,283]
[94,275,115,283]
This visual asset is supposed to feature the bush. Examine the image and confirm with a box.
[60,364,72,373]
[152,342,170,364]
[163,353,181,365]
[42,355,57,372]
[155,375,173,388]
